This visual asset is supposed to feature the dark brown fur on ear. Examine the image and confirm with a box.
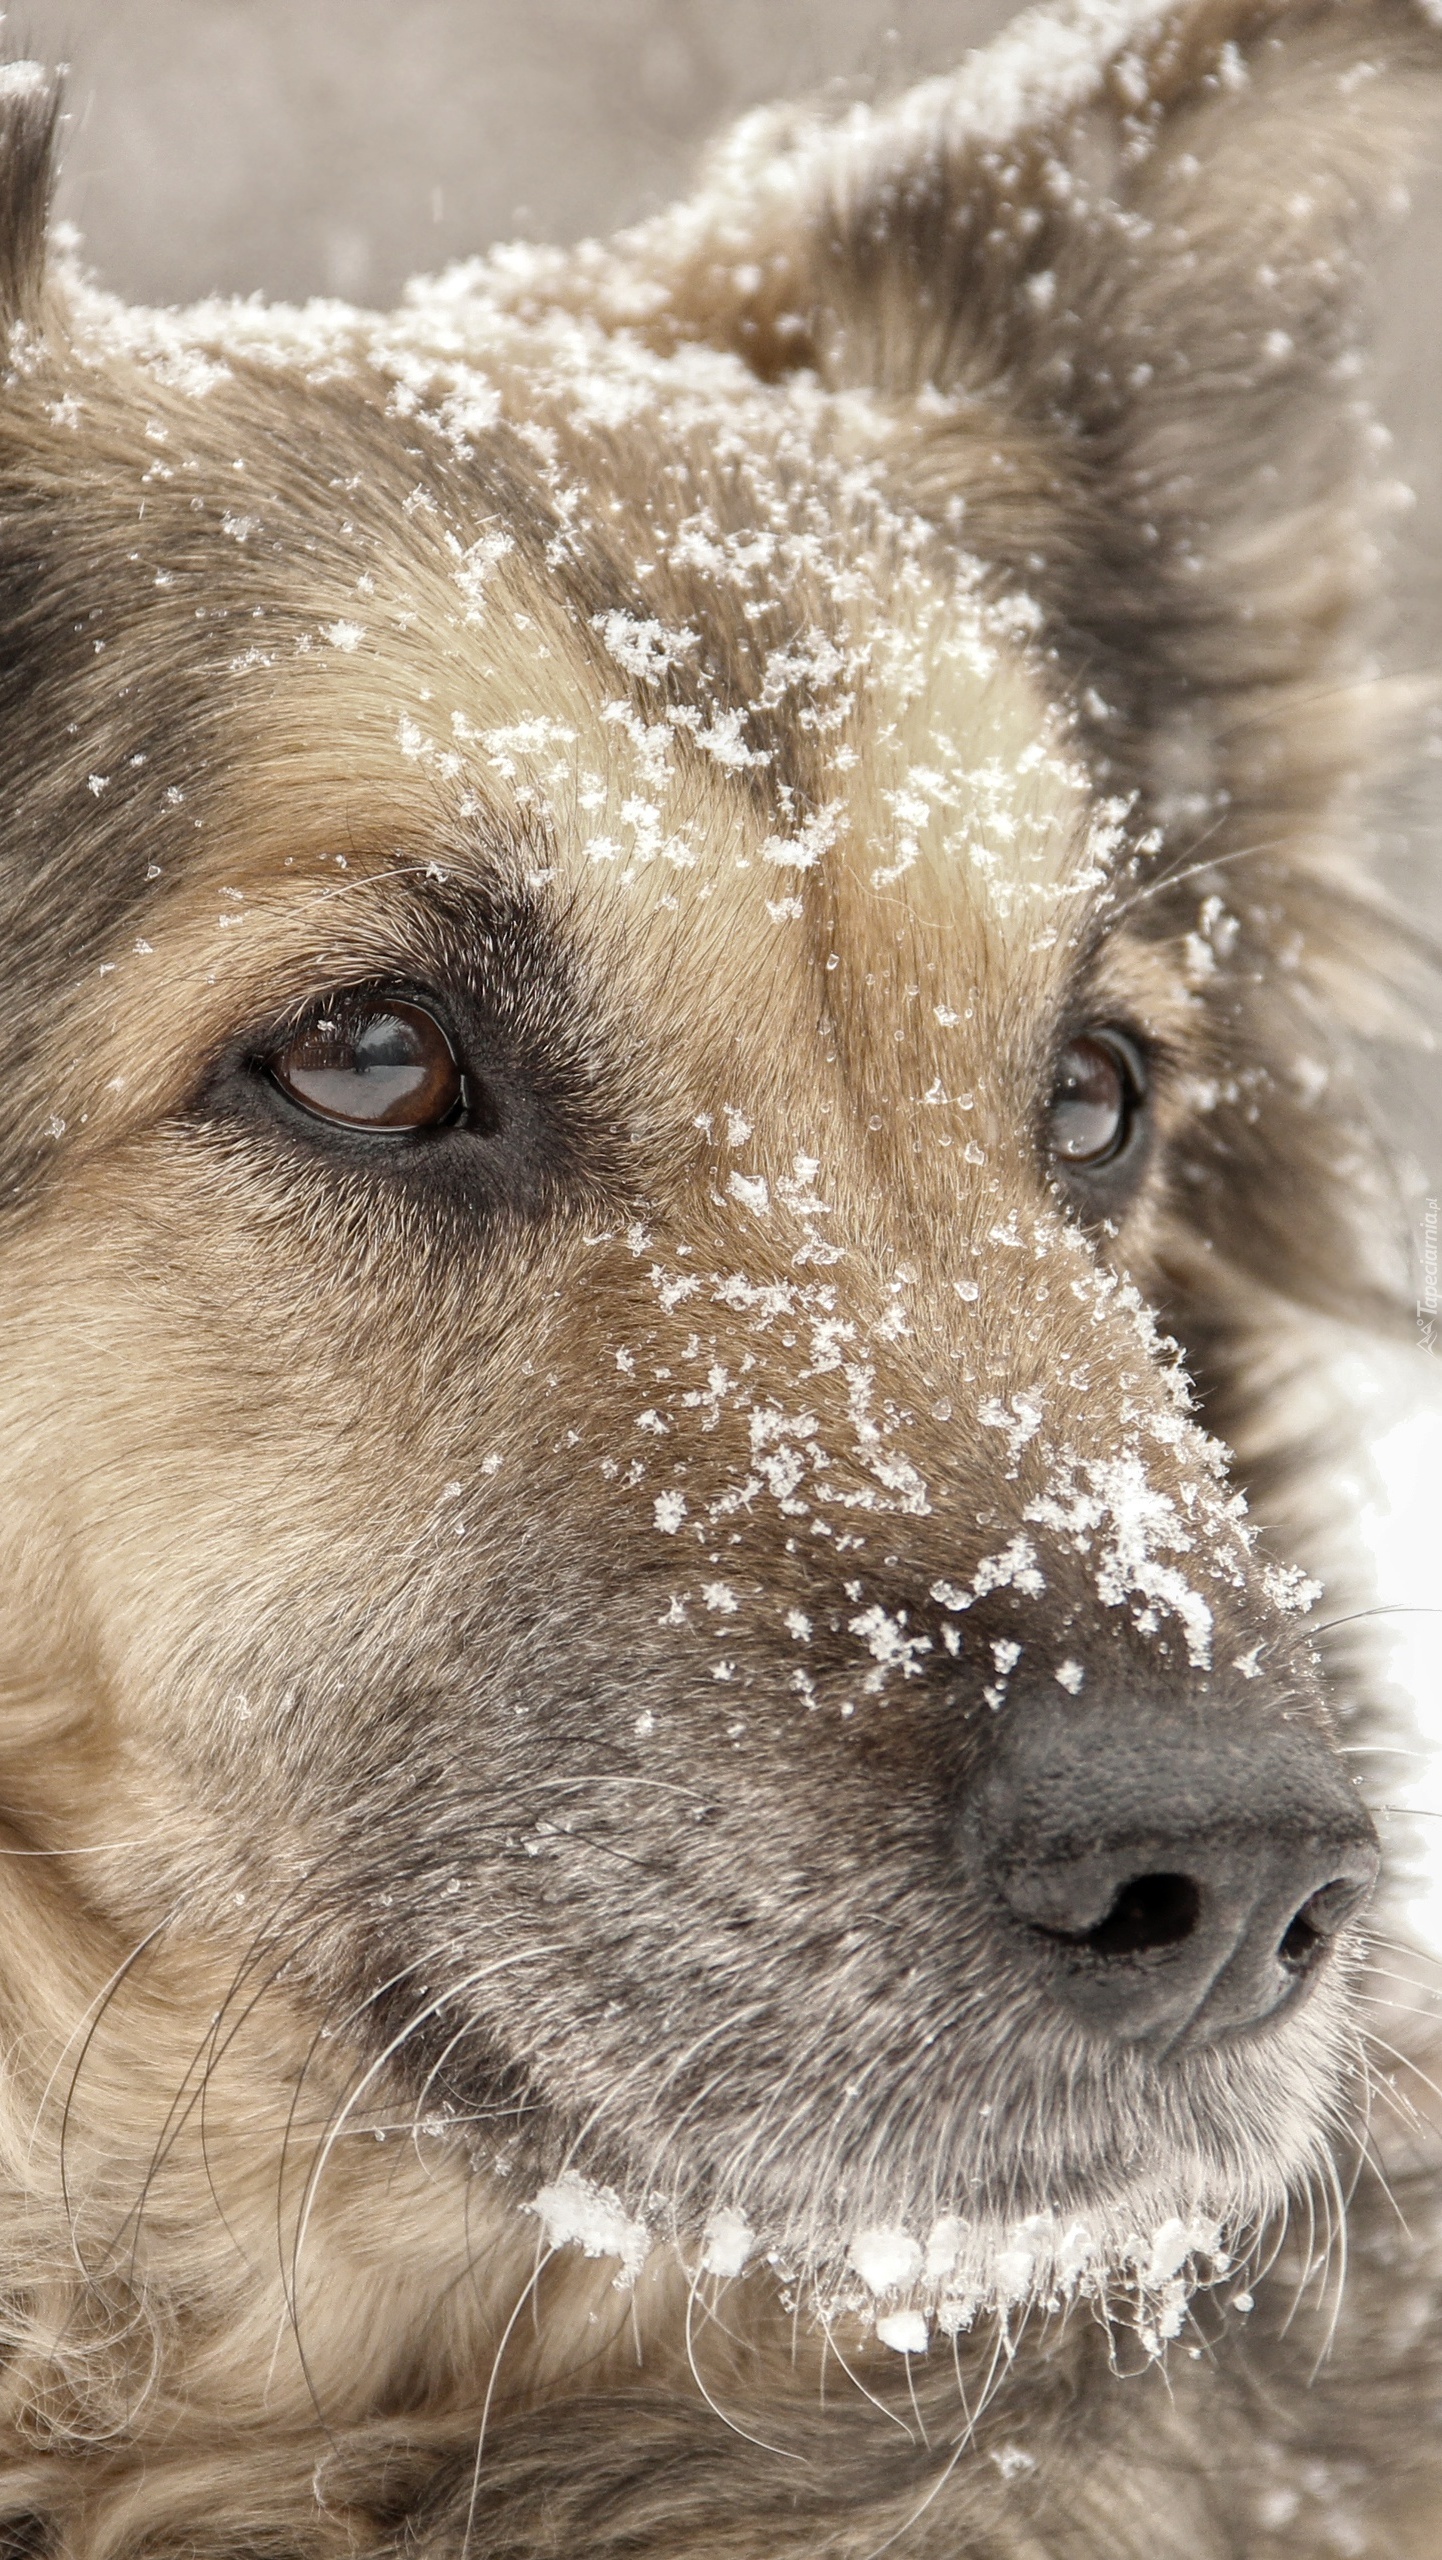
[0,62,59,342]
[645,0,1436,710]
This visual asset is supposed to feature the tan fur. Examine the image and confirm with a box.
[0,3,1436,2554]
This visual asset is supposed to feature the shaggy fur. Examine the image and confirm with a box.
[0,2,1437,2553]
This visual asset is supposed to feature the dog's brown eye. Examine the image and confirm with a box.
[1048,1032,1143,1170]
[268,998,464,1132]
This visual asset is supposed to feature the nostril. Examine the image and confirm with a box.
[1065,1873,1203,1945]
[1277,1875,1368,1973]
[1278,1906,1323,1969]
[1040,1872,1202,1960]
[1086,1872,1201,1958]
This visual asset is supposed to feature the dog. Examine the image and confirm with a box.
[0,0,1438,2551]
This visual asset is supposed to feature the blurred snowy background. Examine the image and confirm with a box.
[25,0,1442,1928]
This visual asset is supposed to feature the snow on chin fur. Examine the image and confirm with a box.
[530,2168,1240,2356]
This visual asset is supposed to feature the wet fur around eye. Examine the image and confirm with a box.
[0,10,1437,2560]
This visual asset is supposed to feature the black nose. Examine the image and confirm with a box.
[967,1698,1379,2050]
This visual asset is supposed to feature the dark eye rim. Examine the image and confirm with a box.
[253,984,475,1143]
[1045,1024,1151,1181]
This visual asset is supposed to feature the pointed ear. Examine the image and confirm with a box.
[600,0,1440,1351]
[0,61,59,340]
[645,0,1441,821]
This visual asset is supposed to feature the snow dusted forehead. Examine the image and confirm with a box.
[63,251,1121,970]
[416,540,1115,992]
[570,561,1110,951]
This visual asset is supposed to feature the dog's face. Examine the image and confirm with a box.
[0,0,1429,2346]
